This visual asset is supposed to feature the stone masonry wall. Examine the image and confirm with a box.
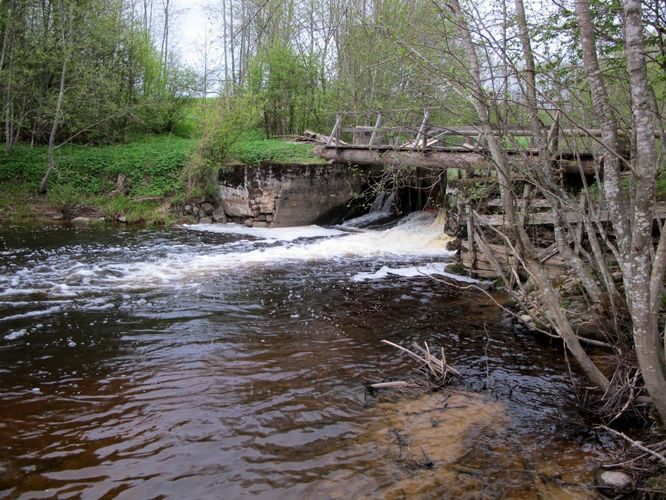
[218,162,373,227]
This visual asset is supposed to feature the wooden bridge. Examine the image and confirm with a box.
[313,109,615,175]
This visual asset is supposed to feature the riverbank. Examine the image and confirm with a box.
[0,133,322,225]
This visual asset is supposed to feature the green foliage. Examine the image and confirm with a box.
[2,1,195,148]
[246,44,326,136]
[657,176,666,201]
[98,195,171,225]
[0,135,193,224]
[182,95,259,200]
[228,136,322,166]
[0,136,194,198]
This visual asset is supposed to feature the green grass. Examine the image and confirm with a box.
[0,135,195,196]
[0,128,326,224]
[0,135,195,224]
[228,131,324,166]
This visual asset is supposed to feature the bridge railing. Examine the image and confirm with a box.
[324,108,653,156]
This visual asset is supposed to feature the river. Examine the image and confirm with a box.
[0,214,614,498]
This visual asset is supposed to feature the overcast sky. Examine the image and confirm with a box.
[171,0,214,67]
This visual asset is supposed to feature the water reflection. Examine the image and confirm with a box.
[0,220,611,497]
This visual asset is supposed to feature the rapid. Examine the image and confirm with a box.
[0,213,614,498]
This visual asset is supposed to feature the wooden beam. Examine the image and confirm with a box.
[476,201,666,226]
[339,125,662,139]
[314,146,597,174]
[327,114,342,147]
[368,113,382,148]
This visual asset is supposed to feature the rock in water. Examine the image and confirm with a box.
[212,210,227,223]
[200,202,214,216]
[600,470,632,489]
[71,217,91,224]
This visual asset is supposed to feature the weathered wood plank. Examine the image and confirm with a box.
[316,145,597,174]
[477,202,666,225]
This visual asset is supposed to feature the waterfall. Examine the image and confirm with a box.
[343,190,396,228]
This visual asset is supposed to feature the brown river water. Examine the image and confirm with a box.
[0,214,616,498]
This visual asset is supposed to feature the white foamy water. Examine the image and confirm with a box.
[185,223,346,241]
[352,263,481,283]
[0,212,469,329]
[130,213,455,284]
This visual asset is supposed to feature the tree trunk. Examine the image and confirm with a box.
[513,0,542,148]
[448,0,612,392]
[622,0,666,424]
[574,0,630,259]
[39,18,69,195]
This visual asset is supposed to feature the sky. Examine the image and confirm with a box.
[171,0,214,67]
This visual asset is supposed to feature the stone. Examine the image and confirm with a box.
[52,213,64,221]
[255,188,276,213]
[600,471,632,489]
[244,218,254,227]
[71,216,91,224]
[519,314,532,324]
[252,221,269,228]
[445,239,461,251]
[199,217,213,224]
[265,215,273,223]
[217,163,370,226]
[109,174,129,197]
[212,210,227,223]
[117,215,128,223]
[184,204,193,214]
[219,185,253,217]
[200,202,215,216]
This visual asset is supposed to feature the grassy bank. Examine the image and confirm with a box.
[227,132,325,166]
[0,131,321,224]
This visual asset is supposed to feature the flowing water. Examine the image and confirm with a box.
[0,214,614,498]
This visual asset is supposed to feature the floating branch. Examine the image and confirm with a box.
[380,339,460,389]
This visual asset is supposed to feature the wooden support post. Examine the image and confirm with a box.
[547,111,562,185]
[368,113,382,148]
[466,205,476,277]
[415,109,431,150]
[574,193,586,254]
[547,110,561,154]
[518,183,531,226]
[327,113,342,147]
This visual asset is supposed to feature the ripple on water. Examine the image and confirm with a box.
[0,220,616,497]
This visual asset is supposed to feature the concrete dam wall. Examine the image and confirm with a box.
[217,163,375,227]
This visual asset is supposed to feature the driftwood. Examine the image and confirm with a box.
[375,340,460,390]
[601,425,666,467]
[369,381,414,389]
